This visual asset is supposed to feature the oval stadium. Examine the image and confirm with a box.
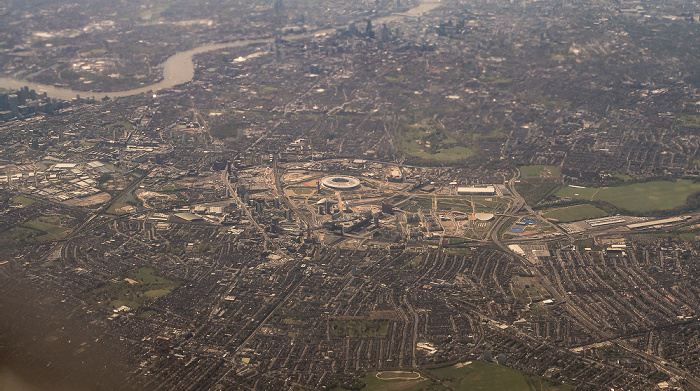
[321,175,361,190]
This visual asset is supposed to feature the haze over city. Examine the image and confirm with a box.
[2,0,700,390]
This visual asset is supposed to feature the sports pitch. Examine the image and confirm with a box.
[555,180,700,213]
[429,361,571,391]
[544,204,608,222]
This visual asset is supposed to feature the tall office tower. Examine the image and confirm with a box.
[8,94,19,115]
[365,20,375,38]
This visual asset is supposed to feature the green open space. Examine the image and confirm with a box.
[653,231,698,242]
[283,317,302,325]
[609,172,633,181]
[106,120,134,131]
[138,310,157,319]
[519,165,560,179]
[523,286,551,302]
[12,195,36,206]
[512,277,553,304]
[408,255,424,268]
[107,194,135,215]
[209,120,246,139]
[396,121,474,164]
[333,371,436,391]
[384,73,408,83]
[437,201,472,213]
[23,216,69,242]
[87,48,108,56]
[472,196,510,213]
[543,204,608,223]
[471,125,502,141]
[448,237,469,245]
[258,85,279,94]
[556,180,700,213]
[429,360,571,391]
[679,114,700,128]
[412,196,435,211]
[515,166,562,205]
[515,180,560,205]
[0,226,41,247]
[289,187,313,195]
[445,247,472,255]
[86,267,180,309]
[376,371,422,380]
[329,319,390,338]
[555,186,597,200]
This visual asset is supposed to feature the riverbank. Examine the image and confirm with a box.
[0,0,441,100]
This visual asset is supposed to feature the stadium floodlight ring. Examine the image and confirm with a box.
[321,176,361,190]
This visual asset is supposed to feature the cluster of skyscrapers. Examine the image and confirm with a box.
[0,86,71,121]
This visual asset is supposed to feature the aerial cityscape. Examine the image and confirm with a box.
[2,0,700,390]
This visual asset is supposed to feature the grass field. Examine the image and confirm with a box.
[412,196,435,210]
[556,180,700,212]
[210,120,246,139]
[519,165,560,179]
[290,187,313,195]
[376,372,421,380]
[408,255,424,268]
[437,201,472,213]
[329,319,390,338]
[515,166,562,205]
[543,204,608,223]
[610,172,633,181]
[12,196,36,206]
[86,267,180,309]
[106,120,134,131]
[23,216,69,242]
[679,114,700,128]
[429,361,571,391]
[333,371,436,391]
[0,226,40,246]
[332,360,565,391]
[512,277,553,304]
[138,310,157,319]
[432,196,507,214]
[107,199,133,215]
[654,231,698,242]
[397,122,474,163]
[515,180,560,205]
[472,196,510,213]
[445,247,472,255]
[107,191,140,215]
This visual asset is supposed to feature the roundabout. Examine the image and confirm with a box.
[321,175,361,191]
